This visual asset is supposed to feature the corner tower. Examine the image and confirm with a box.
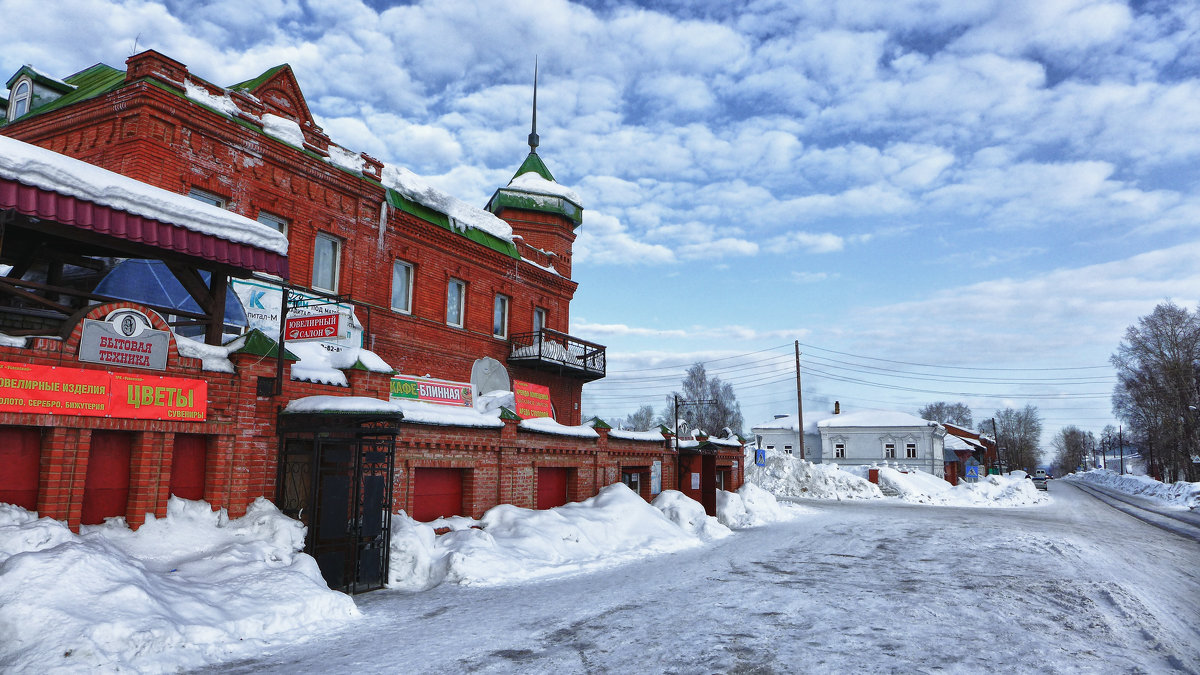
[486,63,583,278]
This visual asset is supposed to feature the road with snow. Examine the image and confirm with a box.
[205,482,1200,674]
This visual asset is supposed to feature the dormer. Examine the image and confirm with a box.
[229,64,329,151]
[4,65,76,122]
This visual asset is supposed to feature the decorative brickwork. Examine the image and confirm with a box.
[0,51,743,532]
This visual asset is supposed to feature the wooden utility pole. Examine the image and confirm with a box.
[1119,425,1125,475]
[795,340,805,460]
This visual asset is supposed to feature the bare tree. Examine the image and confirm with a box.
[667,363,744,437]
[985,405,1043,472]
[918,401,973,428]
[620,405,656,431]
[1050,426,1093,476]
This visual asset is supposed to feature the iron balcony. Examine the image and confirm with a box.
[508,328,606,381]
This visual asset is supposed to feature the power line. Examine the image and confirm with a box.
[797,341,1111,371]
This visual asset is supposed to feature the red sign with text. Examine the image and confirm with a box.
[0,360,206,421]
[285,313,342,341]
[109,372,208,421]
[513,380,553,419]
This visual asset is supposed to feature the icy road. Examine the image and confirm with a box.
[209,482,1200,674]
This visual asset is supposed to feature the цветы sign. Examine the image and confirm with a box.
[0,361,206,421]
[389,375,473,407]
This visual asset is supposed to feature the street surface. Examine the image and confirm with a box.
[204,482,1200,674]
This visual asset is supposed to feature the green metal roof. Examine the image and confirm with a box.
[229,65,288,92]
[385,188,520,259]
[512,152,555,182]
[1,64,125,126]
[231,329,299,361]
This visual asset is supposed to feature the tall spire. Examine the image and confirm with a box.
[528,56,540,155]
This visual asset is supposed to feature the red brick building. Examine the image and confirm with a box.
[0,51,742,590]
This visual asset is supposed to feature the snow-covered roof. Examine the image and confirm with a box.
[0,135,288,256]
[752,414,801,432]
[382,166,514,243]
[394,399,504,429]
[944,434,978,451]
[508,171,582,206]
[283,395,403,415]
[820,408,940,427]
[609,428,668,442]
[520,415,599,438]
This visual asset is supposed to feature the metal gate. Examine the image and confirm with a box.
[277,413,397,594]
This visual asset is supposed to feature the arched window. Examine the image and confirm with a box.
[10,79,31,119]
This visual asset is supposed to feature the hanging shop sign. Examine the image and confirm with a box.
[513,380,552,419]
[231,279,362,352]
[0,361,206,421]
[284,313,346,342]
[389,375,473,407]
[78,309,169,370]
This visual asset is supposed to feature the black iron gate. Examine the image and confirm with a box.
[277,412,398,594]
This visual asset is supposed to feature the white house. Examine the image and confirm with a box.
[750,414,821,460]
[816,410,946,478]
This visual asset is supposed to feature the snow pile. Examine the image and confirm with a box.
[860,467,1050,507]
[0,498,358,673]
[1067,470,1200,509]
[388,484,702,590]
[261,113,306,148]
[651,490,731,540]
[716,482,808,528]
[747,451,883,499]
[326,144,366,173]
[389,483,791,591]
[185,80,240,117]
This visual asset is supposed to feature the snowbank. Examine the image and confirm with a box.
[716,482,809,528]
[0,498,358,673]
[1066,470,1200,509]
[388,483,793,591]
[747,451,883,500]
[849,466,1051,507]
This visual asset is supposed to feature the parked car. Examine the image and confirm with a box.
[1032,469,1049,491]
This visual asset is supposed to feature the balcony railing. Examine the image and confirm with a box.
[508,329,606,381]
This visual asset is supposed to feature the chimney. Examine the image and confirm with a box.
[834,401,841,414]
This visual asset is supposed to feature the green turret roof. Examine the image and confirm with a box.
[513,152,555,182]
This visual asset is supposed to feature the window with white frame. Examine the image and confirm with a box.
[311,233,341,292]
[446,279,465,327]
[391,261,413,313]
[10,79,31,119]
[187,187,226,208]
[906,442,918,459]
[766,445,775,451]
[835,443,846,458]
[784,445,793,455]
[533,307,547,333]
[257,211,288,235]
[884,442,896,459]
[493,294,509,338]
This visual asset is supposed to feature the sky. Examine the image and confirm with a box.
[2,0,1198,444]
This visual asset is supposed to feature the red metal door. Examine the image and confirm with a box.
[0,427,41,510]
[170,434,207,501]
[412,468,463,522]
[80,431,132,525]
[536,467,569,509]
